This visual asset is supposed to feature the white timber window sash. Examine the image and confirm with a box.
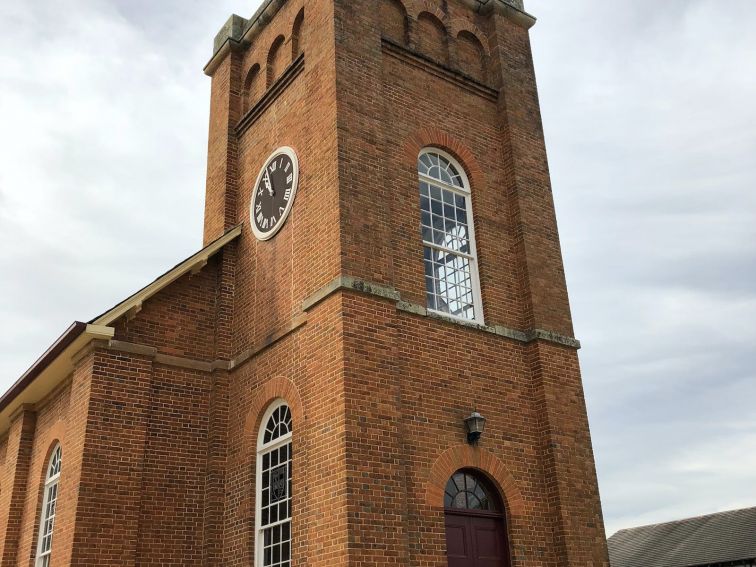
[418,148,484,323]
[35,444,62,567]
[256,401,293,567]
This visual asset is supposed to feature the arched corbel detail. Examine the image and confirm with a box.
[291,7,305,60]
[449,18,491,57]
[406,0,446,22]
[266,34,287,87]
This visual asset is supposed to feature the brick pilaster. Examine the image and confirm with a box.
[69,348,153,566]
[487,13,575,337]
[0,406,36,567]
[204,51,243,245]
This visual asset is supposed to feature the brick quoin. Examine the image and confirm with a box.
[0,1,609,566]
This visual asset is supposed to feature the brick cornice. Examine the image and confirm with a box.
[7,403,35,424]
[382,40,497,102]
[235,53,305,136]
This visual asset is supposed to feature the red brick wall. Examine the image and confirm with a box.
[112,255,222,361]
[222,293,349,567]
[0,408,36,567]
[228,0,342,355]
[380,0,409,47]
[15,387,69,567]
[0,1,609,566]
[328,0,608,565]
[135,365,211,566]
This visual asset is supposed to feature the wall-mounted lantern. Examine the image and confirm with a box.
[464,411,486,445]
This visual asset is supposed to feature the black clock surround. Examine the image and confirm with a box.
[250,146,300,241]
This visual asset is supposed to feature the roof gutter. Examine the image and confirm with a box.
[0,322,86,415]
[0,323,116,432]
[0,225,242,435]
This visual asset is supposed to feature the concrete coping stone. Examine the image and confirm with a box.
[305,275,580,349]
[206,0,536,74]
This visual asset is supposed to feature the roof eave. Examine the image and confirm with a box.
[0,224,242,436]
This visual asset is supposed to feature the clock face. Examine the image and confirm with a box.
[250,146,299,241]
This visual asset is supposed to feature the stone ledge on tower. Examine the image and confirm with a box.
[464,0,537,29]
[212,14,248,55]
[205,0,290,75]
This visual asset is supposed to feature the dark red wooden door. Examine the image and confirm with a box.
[445,511,510,567]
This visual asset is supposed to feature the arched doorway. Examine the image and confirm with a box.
[444,469,511,567]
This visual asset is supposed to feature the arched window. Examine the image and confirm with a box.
[35,444,62,567]
[418,149,483,322]
[444,469,511,566]
[256,401,293,567]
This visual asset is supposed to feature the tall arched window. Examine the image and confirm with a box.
[35,444,62,567]
[418,149,483,323]
[256,401,293,567]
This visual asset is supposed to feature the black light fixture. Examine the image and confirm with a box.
[464,411,486,445]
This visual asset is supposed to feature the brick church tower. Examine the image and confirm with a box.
[0,1,609,566]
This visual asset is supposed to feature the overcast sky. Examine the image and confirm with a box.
[1,0,754,537]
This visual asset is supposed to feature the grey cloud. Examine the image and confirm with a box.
[0,0,753,542]
[530,0,756,535]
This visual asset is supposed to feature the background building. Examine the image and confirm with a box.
[608,506,756,567]
[0,0,609,565]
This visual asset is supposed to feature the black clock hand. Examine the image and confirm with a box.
[264,170,274,196]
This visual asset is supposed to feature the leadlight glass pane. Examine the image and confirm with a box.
[444,471,500,512]
[259,404,293,567]
[37,446,62,567]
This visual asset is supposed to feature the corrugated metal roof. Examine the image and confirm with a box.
[608,506,756,567]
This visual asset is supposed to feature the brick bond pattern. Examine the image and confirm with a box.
[0,1,609,565]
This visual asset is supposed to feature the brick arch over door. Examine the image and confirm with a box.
[402,127,489,196]
[426,444,526,518]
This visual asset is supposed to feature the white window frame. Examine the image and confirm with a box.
[255,400,293,567]
[418,147,484,324]
[35,443,62,567]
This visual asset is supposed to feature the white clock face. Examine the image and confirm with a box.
[250,146,299,241]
